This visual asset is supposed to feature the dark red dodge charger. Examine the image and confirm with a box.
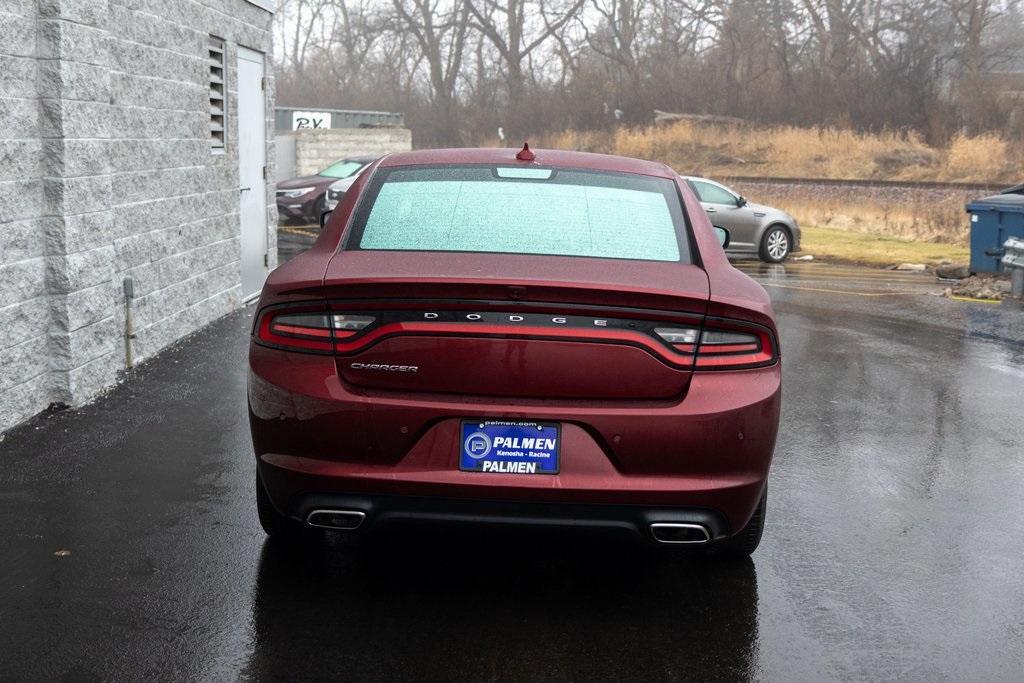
[249,147,781,556]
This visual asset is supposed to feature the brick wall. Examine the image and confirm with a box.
[0,0,49,427]
[292,128,412,176]
[0,0,275,432]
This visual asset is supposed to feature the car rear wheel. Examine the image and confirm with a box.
[705,486,766,557]
[256,470,307,540]
[759,226,791,263]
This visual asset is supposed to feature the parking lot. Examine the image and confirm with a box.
[2,245,1022,680]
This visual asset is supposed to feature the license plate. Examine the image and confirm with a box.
[459,420,560,475]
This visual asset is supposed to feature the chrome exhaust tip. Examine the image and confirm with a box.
[650,522,711,544]
[306,509,366,530]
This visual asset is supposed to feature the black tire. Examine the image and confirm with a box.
[256,470,306,540]
[759,225,792,263]
[705,486,767,557]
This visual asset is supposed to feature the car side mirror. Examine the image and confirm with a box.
[713,226,730,249]
[319,210,332,230]
[736,195,747,207]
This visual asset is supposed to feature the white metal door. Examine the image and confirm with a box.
[237,47,268,300]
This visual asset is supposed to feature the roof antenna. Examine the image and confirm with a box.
[516,142,535,161]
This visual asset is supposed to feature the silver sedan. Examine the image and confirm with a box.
[682,176,801,262]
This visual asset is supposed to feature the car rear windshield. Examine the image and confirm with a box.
[320,160,366,179]
[347,165,690,262]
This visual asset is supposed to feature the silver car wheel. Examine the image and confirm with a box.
[765,229,789,261]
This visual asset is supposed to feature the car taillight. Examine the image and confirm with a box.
[694,320,777,369]
[654,327,700,353]
[256,307,375,353]
[331,314,374,333]
[255,305,777,369]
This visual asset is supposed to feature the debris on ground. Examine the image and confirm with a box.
[943,274,1011,301]
[54,549,72,557]
[894,263,927,271]
[935,263,971,280]
[793,254,814,261]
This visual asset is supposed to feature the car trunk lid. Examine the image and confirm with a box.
[322,251,709,400]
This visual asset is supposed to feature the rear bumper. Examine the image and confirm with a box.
[277,491,733,544]
[249,346,781,536]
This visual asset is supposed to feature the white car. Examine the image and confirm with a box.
[320,155,378,225]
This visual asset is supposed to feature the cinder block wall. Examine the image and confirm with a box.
[0,0,275,432]
[293,128,412,176]
[0,0,49,427]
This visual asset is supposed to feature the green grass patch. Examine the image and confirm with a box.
[799,226,969,267]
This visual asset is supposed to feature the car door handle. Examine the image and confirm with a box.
[705,207,716,213]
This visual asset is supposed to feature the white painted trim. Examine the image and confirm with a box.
[237,46,265,64]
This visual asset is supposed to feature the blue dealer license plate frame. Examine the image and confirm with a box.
[459,420,560,475]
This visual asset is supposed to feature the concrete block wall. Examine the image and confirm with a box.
[0,0,275,432]
[0,0,50,427]
[293,128,412,176]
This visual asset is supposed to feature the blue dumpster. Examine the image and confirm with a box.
[967,188,1024,273]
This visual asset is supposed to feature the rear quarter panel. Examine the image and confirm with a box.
[677,178,777,330]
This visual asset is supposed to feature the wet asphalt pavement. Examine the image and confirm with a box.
[2,242,1024,680]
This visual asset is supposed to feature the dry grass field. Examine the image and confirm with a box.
[798,227,970,266]
[770,197,963,242]
[536,121,1018,260]
[727,184,971,244]
[543,123,1020,184]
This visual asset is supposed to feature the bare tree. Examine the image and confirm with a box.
[276,0,333,79]
[579,0,649,119]
[271,0,1024,143]
[326,0,384,92]
[393,0,472,144]
[466,0,587,140]
[800,0,862,82]
[944,0,1020,129]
